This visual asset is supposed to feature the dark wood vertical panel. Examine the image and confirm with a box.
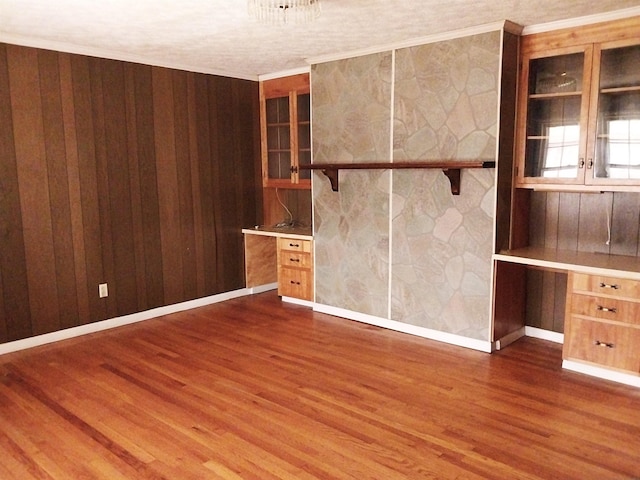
[557,193,580,251]
[38,50,80,330]
[539,271,557,331]
[543,192,559,249]
[492,261,526,340]
[528,192,546,247]
[58,53,90,323]
[7,45,60,335]
[132,64,164,309]
[194,73,217,295]
[152,67,183,304]
[610,192,640,256]
[123,63,148,311]
[187,72,206,297]
[0,44,32,341]
[70,55,107,323]
[577,192,611,254]
[209,76,229,291]
[89,58,118,319]
[101,59,138,315]
[525,268,543,328]
[172,70,197,301]
[552,272,567,332]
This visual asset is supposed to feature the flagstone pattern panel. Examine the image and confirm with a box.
[312,53,392,317]
[391,32,500,340]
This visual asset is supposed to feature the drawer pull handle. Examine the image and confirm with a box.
[596,305,617,314]
[289,258,300,262]
[594,340,614,349]
[290,281,301,285]
[599,282,620,290]
[289,243,300,248]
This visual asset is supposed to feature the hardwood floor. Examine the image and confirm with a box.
[1,291,639,479]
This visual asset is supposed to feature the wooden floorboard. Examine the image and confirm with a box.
[1,291,639,479]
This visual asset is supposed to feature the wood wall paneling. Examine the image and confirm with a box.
[0,43,261,344]
[7,45,61,336]
[0,45,32,341]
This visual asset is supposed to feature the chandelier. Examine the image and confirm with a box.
[248,0,321,25]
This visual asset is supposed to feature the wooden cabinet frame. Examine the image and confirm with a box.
[259,73,311,189]
[515,16,640,192]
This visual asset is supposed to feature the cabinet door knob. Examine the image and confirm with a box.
[594,340,615,348]
[587,158,593,169]
[596,305,617,313]
[289,258,300,262]
[290,280,301,285]
[579,158,585,168]
[599,282,620,290]
[289,243,300,248]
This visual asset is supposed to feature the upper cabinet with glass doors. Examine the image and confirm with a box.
[260,73,311,189]
[516,21,640,191]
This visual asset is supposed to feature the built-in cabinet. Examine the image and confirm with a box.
[277,237,313,301]
[565,272,640,374]
[516,24,640,190]
[495,16,640,387]
[260,74,311,189]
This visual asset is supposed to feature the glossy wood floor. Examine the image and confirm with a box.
[1,291,639,479]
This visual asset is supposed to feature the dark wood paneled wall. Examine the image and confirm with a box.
[0,43,262,343]
[525,190,640,331]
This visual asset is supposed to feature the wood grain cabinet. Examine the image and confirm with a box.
[516,27,640,191]
[277,237,313,300]
[564,272,640,374]
[260,74,311,189]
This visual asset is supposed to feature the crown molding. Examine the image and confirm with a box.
[258,65,311,82]
[306,20,519,66]
[522,6,640,35]
[0,33,259,81]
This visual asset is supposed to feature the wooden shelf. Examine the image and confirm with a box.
[299,160,496,194]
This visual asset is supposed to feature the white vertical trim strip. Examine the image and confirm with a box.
[387,49,396,320]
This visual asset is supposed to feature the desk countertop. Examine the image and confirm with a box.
[242,225,313,240]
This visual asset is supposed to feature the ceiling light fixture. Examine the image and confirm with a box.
[248,0,321,25]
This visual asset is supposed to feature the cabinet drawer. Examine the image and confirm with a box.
[277,237,312,253]
[280,251,312,269]
[564,317,640,373]
[569,294,640,326]
[572,273,640,300]
[278,267,313,300]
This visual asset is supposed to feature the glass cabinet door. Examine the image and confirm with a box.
[523,52,586,181]
[266,96,292,181]
[592,44,640,181]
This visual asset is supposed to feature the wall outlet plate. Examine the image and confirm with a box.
[99,283,108,298]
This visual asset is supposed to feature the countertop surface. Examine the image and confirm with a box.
[242,225,313,240]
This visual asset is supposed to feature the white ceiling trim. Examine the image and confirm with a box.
[521,5,640,34]
[0,32,259,81]
[305,21,514,68]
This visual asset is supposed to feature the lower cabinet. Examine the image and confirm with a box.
[277,237,313,301]
[564,272,640,374]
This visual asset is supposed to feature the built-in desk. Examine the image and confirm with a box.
[494,247,640,280]
[493,247,640,387]
[242,226,313,302]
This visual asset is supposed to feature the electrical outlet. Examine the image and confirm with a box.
[99,283,108,298]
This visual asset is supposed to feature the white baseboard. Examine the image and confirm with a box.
[281,296,314,308]
[525,326,564,344]
[0,287,252,356]
[313,303,493,353]
[247,283,277,294]
[563,360,640,388]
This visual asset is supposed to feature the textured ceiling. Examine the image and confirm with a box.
[1,0,640,80]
